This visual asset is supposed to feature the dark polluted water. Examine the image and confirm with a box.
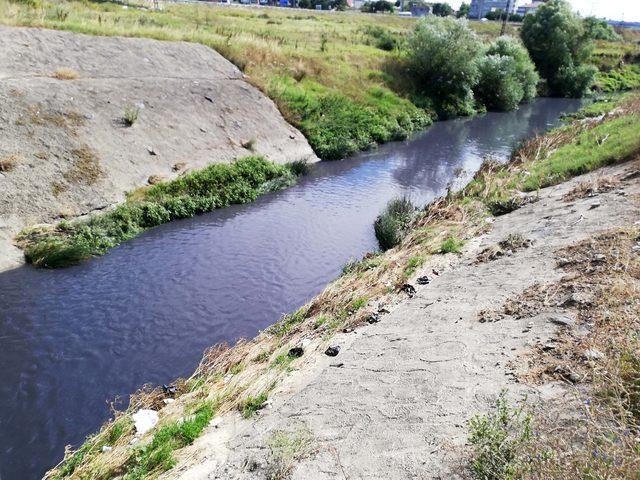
[0,98,582,479]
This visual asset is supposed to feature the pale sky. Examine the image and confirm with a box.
[449,0,640,22]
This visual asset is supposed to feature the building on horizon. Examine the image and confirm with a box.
[516,0,547,16]
[468,0,517,19]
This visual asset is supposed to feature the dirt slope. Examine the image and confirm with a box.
[162,160,639,479]
[0,26,317,272]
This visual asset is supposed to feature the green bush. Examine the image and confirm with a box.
[374,197,416,251]
[476,55,524,112]
[21,157,304,268]
[485,37,539,103]
[521,0,596,97]
[407,16,481,117]
[583,16,622,41]
[439,236,464,254]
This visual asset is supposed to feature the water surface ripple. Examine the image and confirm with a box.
[0,98,581,479]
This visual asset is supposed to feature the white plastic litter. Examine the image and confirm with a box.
[132,409,159,435]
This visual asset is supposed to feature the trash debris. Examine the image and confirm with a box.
[367,312,380,324]
[325,346,340,357]
[162,384,177,395]
[288,346,304,358]
[101,445,112,453]
[132,409,158,436]
[416,276,430,285]
[146,145,157,156]
[401,284,416,297]
[330,363,344,368]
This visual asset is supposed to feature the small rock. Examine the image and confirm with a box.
[288,346,304,358]
[325,346,340,357]
[589,201,601,210]
[223,373,233,383]
[342,327,353,333]
[132,409,158,436]
[548,314,575,327]
[301,338,312,348]
[583,348,605,360]
[146,145,157,156]
[432,269,439,276]
[416,276,430,285]
[541,344,556,352]
[162,398,175,405]
[330,362,344,368]
[592,253,606,263]
[129,437,139,445]
[204,94,215,103]
[102,445,112,453]
[401,284,416,297]
[562,292,594,307]
[199,127,207,133]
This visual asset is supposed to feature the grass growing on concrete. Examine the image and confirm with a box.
[18,156,304,268]
[439,236,464,254]
[374,196,416,251]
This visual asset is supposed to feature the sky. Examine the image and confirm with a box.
[447,0,640,22]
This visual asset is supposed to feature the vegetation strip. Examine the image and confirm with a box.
[18,156,307,268]
[45,90,640,479]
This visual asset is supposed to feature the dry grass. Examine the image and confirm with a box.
[562,175,619,201]
[50,68,79,80]
[480,229,640,479]
[62,146,103,185]
[0,154,18,172]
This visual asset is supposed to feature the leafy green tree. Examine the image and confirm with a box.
[521,0,596,97]
[361,0,394,13]
[432,2,453,17]
[456,2,470,18]
[583,16,622,41]
[486,36,539,102]
[407,16,481,116]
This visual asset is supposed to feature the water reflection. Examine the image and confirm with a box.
[0,98,581,479]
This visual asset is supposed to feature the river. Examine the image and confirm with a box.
[0,98,582,479]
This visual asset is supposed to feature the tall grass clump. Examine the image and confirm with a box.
[374,197,416,251]
[19,156,306,268]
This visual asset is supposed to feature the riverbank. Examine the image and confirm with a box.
[45,94,640,479]
[0,25,316,272]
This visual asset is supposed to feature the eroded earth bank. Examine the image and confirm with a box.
[0,26,316,271]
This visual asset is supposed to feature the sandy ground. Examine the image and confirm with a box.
[0,26,317,272]
[161,160,640,479]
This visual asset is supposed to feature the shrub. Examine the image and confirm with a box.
[521,0,596,97]
[439,236,464,253]
[485,37,539,103]
[468,393,534,480]
[583,16,622,41]
[407,16,481,117]
[374,197,416,251]
[123,105,140,126]
[476,55,524,112]
[361,0,394,13]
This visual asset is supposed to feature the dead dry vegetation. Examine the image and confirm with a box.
[471,228,640,479]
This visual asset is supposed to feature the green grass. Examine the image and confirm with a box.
[267,308,308,337]
[521,113,640,191]
[595,64,640,93]
[241,392,268,418]
[403,254,425,278]
[374,196,416,251]
[18,156,303,268]
[468,392,534,480]
[125,401,215,479]
[439,236,464,254]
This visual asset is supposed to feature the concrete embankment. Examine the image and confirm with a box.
[0,26,317,271]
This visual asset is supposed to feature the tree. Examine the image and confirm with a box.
[583,16,622,41]
[456,2,470,18]
[475,36,540,111]
[361,0,394,13]
[431,2,453,17]
[407,16,481,116]
[521,0,596,97]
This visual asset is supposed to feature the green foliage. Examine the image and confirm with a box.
[404,255,425,277]
[583,17,622,42]
[361,0,394,13]
[431,2,453,17]
[21,157,302,267]
[123,105,139,126]
[521,113,640,191]
[486,37,539,103]
[456,2,470,18]
[267,308,308,337]
[125,402,215,480]
[362,25,399,51]
[407,16,481,117]
[595,64,640,93]
[521,0,596,97]
[242,392,268,418]
[439,236,464,254]
[374,197,416,251]
[468,392,534,480]
[271,77,430,160]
